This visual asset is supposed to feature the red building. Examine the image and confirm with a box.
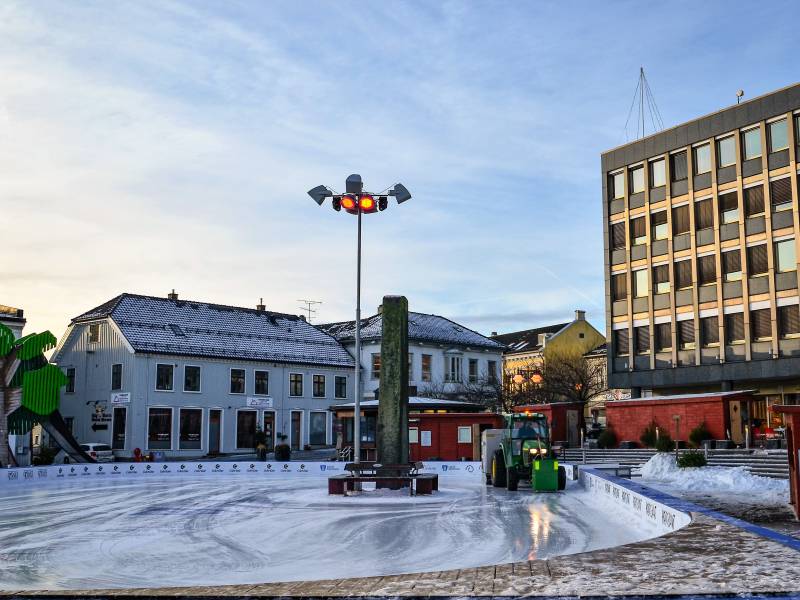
[774,405,799,519]
[513,402,585,447]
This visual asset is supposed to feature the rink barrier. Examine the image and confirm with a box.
[0,460,482,486]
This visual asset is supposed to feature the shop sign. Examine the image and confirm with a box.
[246,396,273,408]
[111,392,131,404]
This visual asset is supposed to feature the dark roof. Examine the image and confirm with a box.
[0,304,25,323]
[320,311,504,351]
[490,322,570,353]
[71,293,354,368]
[584,342,607,358]
[332,397,484,411]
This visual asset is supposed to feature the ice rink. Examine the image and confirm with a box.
[0,475,662,590]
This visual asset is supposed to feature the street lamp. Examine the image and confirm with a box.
[307,174,411,464]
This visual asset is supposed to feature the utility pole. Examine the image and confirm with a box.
[297,299,322,322]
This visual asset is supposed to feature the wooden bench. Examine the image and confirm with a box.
[328,461,437,496]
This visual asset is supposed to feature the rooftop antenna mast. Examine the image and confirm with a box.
[297,299,322,322]
[624,67,664,141]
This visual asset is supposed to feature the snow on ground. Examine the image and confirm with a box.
[0,475,663,591]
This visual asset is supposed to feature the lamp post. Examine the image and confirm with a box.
[307,175,411,464]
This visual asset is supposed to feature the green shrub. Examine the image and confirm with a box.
[597,428,617,449]
[677,450,707,468]
[655,433,675,452]
[640,421,659,448]
[688,422,712,448]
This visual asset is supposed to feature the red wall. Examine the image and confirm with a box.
[775,406,799,518]
[409,413,503,461]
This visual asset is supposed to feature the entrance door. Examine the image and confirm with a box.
[291,411,302,450]
[112,407,127,451]
[566,410,579,447]
[262,412,275,452]
[209,409,222,455]
[729,401,744,444]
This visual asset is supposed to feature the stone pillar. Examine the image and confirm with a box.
[377,295,409,465]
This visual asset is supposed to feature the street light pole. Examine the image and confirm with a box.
[353,207,362,464]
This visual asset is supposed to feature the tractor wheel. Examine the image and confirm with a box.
[557,466,567,491]
[507,467,519,491]
[492,450,506,488]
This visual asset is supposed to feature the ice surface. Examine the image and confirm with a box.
[0,475,664,591]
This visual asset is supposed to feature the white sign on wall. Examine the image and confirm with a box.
[110,392,131,404]
[246,396,273,408]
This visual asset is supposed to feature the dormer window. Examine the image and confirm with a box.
[88,323,100,343]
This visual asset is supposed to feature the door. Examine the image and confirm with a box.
[262,412,275,452]
[291,411,302,450]
[729,401,744,444]
[111,407,127,451]
[209,409,222,455]
[566,410,580,447]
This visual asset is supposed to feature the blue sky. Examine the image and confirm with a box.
[2,1,799,340]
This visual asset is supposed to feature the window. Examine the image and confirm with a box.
[236,410,257,449]
[770,178,792,211]
[678,320,695,350]
[148,407,172,450]
[747,245,768,276]
[779,305,800,338]
[409,427,419,444]
[421,354,432,382]
[309,412,327,446]
[701,316,719,347]
[610,171,625,200]
[693,144,711,175]
[675,260,692,290]
[652,264,670,294]
[717,136,735,168]
[111,364,122,391]
[408,353,414,381]
[184,366,201,392]
[614,329,629,356]
[335,375,347,399]
[651,211,668,240]
[672,205,690,235]
[650,158,665,187]
[775,239,797,273]
[65,367,75,393]
[611,221,626,250]
[768,119,788,153]
[744,185,765,217]
[629,166,644,194]
[612,272,627,301]
[671,151,688,182]
[698,255,717,285]
[179,408,202,450]
[230,368,245,394]
[725,313,745,344]
[289,373,303,397]
[722,249,742,282]
[371,353,381,380]
[255,370,269,395]
[742,128,761,160]
[695,199,714,230]
[751,308,772,341]
[468,358,478,383]
[88,323,100,343]
[457,426,472,444]
[487,360,498,384]
[112,407,126,450]
[635,326,650,354]
[633,269,648,298]
[719,192,739,224]
[655,323,672,352]
[313,374,326,398]
[630,217,646,245]
[445,355,462,382]
[156,364,174,391]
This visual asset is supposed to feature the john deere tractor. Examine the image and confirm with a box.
[483,412,566,492]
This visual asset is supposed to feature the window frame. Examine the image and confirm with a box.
[445,355,463,383]
[693,143,712,175]
[468,358,478,383]
[183,365,202,393]
[629,165,645,194]
[179,407,203,451]
[421,354,432,382]
[289,372,304,397]
[457,426,472,444]
[312,373,326,398]
[111,363,123,391]
[722,249,742,282]
[334,375,347,399]
[371,353,381,380]
[651,210,668,241]
[254,369,269,396]
[741,127,762,161]
[700,316,720,348]
[229,368,246,395]
[768,118,789,153]
[775,239,797,273]
[235,408,258,450]
[147,406,173,451]
[649,158,666,188]
[633,268,648,298]
[610,171,625,200]
[155,363,174,392]
[716,135,736,168]
[779,305,800,339]
[65,366,76,393]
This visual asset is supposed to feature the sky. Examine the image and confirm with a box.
[2,1,799,341]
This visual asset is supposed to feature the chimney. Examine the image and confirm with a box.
[491,331,498,337]
[256,298,265,311]
[377,304,383,314]
[167,289,178,301]
[575,309,586,321]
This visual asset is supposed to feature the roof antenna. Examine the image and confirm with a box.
[736,89,744,104]
[623,67,664,142]
[297,299,322,322]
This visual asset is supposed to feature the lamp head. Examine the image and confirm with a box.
[391,183,411,204]
[345,174,363,194]
[307,185,332,206]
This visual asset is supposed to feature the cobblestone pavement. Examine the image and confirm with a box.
[5,513,798,597]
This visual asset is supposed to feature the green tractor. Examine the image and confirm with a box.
[482,412,566,492]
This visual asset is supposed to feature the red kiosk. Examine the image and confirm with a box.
[774,405,800,520]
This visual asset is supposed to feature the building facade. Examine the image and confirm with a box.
[52,293,355,458]
[602,83,800,431]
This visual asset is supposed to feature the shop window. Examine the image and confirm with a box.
[148,407,172,450]
[236,410,257,449]
[179,408,202,450]
[309,412,327,446]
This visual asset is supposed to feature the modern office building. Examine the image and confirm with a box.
[602,83,800,426]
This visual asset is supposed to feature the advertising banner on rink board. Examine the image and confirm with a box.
[1,461,482,486]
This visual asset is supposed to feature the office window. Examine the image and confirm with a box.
[633,269,648,298]
[722,249,742,282]
[635,326,650,354]
[289,373,303,396]
[747,244,768,276]
[236,410,257,449]
[179,408,202,450]
[88,323,100,343]
[614,329,629,356]
[655,323,672,352]
[630,217,646,245]
[612,272,627,301]
[408,353,414,381]
[156,364,174,391]
[457,426,472,444]
[775,239,797,273]
[445,355,462,382]
[701,316,719,347]
[751,308,772,341]
[629,166,645,194]
[148,407,172,450]
[254,370,269,395]
[725,313,745,344]
[693,144,711,175]
[65,367,76,393]
[719,192,739,224]
[371,353,381,380]
[488,360,498,384]
[611,221,626,250]
[650,158,666,187]
[313,374,326,398]
[230,368,245,394]
[651,211,668,240]
[742,128,762,160]
[675,260,692,290]
[468,358,478,383]
[335,375,347,399]
[695,199,714,230]
[744,185,765,217]
[779,305,800,338]
[111,364,122,391]
[184,365,201,392]
[698,255,717,285]
[421,354,432,382]
[671,151,688,182]
[770,177,792,211]
[653,264,670,294]
[610,171,625,200]
[716,136,736,168]
[672,205,690,235]
[768,119,789,153]
[678,320,695,350]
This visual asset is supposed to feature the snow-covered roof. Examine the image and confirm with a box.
[490,322,570,353]
[320,312,503,351]
[334,397,484,410]
[70,293,355,368]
